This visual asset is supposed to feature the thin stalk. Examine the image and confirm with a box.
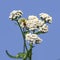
[6,50,17,58]
[29,43,33,60]
[23,28,28,52]
[16,20,28,52]
[29,30,35,60]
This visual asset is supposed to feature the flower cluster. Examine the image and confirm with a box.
[25,33,42,44]
[39,24,48,33]
[18,18,27,28]
[7,10,52,60]
[26,15,39,30]
[9,10,23,20]
[39,13,52,23]
[9,10,52,44]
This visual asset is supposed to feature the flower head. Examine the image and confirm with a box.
[28,15,38,21]
[26,15,41,30]
[26,20,38,30]
[39,13,52,23]
[39,24,48,33]
[39,13,49,19]
[9,10,23,20]
[25,33,42,44]
[18,18,27,28]
[45,16,52,23]
[36,20,45,27]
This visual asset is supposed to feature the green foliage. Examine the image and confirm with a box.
[6,50,27,59]
[16,52,27,59]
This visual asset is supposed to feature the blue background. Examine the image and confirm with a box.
[0,0,60,60]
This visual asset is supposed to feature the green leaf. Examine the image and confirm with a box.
[6,50,27,59]
[17,52,27,59]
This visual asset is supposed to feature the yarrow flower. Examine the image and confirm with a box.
[26,15,44,30]
[9,10,52,44]
[9,10,23,20]
[18,18,27,28]
[28,15,38,21]
[36,20,45,27]
[7,10,52,60]
[45,16,52,23]
[26,20,38,30]
[39,24,48,33]
[26,15,39,30]
[25,33,42,44]
[39,13,52,23]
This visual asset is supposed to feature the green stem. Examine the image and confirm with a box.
[6,50,18,58]
[16,20,28,52]
[29,30,35,60]
[29,43,33,60]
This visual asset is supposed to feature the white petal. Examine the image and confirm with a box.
[28,15,38,21]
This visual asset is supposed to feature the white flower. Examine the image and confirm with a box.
[26,19,38,30]
[39,13,49,19]
[26,19,45,30]
[9,10,23,20]
[18,18,27,28]
[45,16,52,23]
[39,13,52,23]
[25,33,31,40]
[39,24,48,33]
[27,15,45,31]
[20,22,25,28]
[36,20,45,27]
[35,37,43,44]
[25,33,42,44]
[28,15,38,21]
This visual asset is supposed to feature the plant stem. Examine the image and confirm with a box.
[29,30,35,60]
[16,20,28,53]
[29,43,33,60]
[29,50,32,60]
